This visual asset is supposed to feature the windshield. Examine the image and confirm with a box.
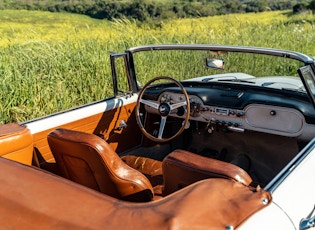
[132,49,305,92]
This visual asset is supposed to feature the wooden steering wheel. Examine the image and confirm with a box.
[135,76,190,143]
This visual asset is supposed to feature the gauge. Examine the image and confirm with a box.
[188,95,203,117]
[158,92,204,117]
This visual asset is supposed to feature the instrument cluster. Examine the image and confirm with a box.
[159,92,204,117]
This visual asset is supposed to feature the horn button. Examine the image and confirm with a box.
[158,102,171,116]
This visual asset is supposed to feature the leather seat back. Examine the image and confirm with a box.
[47,128,154,202]
[163,149,253,195]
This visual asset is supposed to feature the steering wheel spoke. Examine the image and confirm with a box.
[158,116,167,139]
[170,101,187,110]
[139,98,159,110]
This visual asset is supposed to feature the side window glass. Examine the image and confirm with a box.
[110,53,131,95]
[298,65,315,107]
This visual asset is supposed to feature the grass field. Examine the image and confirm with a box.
[1,10,315,123]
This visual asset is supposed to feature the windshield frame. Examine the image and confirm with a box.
[118,44,315,106]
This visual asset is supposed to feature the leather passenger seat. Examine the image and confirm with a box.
[162,149,253,195]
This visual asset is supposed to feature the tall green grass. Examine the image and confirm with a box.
[0,10,315,123]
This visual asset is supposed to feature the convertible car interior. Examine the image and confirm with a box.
[1,44,315,229]
[46,128,254,202]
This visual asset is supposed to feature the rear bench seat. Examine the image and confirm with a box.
[0,123,33,165]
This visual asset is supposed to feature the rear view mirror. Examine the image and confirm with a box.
[206,58,225,70]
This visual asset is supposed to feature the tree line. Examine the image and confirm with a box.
[0,0,313,22]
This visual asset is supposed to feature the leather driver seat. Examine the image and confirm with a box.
[47,128,155,202]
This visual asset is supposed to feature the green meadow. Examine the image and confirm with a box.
[1,10,315,123]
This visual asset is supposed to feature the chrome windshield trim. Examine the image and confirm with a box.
[125,44,314,64]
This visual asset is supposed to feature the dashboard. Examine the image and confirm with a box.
[143,86,315,140]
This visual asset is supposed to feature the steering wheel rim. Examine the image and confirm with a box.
[135,76,190,143]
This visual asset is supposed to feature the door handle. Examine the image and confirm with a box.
[115,120,127,130]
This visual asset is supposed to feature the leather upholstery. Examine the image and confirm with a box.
[47,128,154,202]
[121,155,163,187]
[0,123,33,165]
[0,157,271,229]
[163,149,253,195]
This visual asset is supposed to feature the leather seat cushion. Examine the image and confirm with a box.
[121,155,163,187]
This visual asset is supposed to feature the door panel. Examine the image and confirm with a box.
[26,96,141,172]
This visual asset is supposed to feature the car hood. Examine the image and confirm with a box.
[188,73,305,91]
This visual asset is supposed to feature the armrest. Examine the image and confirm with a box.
[0,124,33,165]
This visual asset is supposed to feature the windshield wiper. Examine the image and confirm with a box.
[281,87,306,94]
[217,79,255,84]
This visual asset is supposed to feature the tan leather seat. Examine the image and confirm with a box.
[121,155,163,187]
[163,149,253,195]
[47,128,155,202]
[0,156,271,230]
[48,128,253,201]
